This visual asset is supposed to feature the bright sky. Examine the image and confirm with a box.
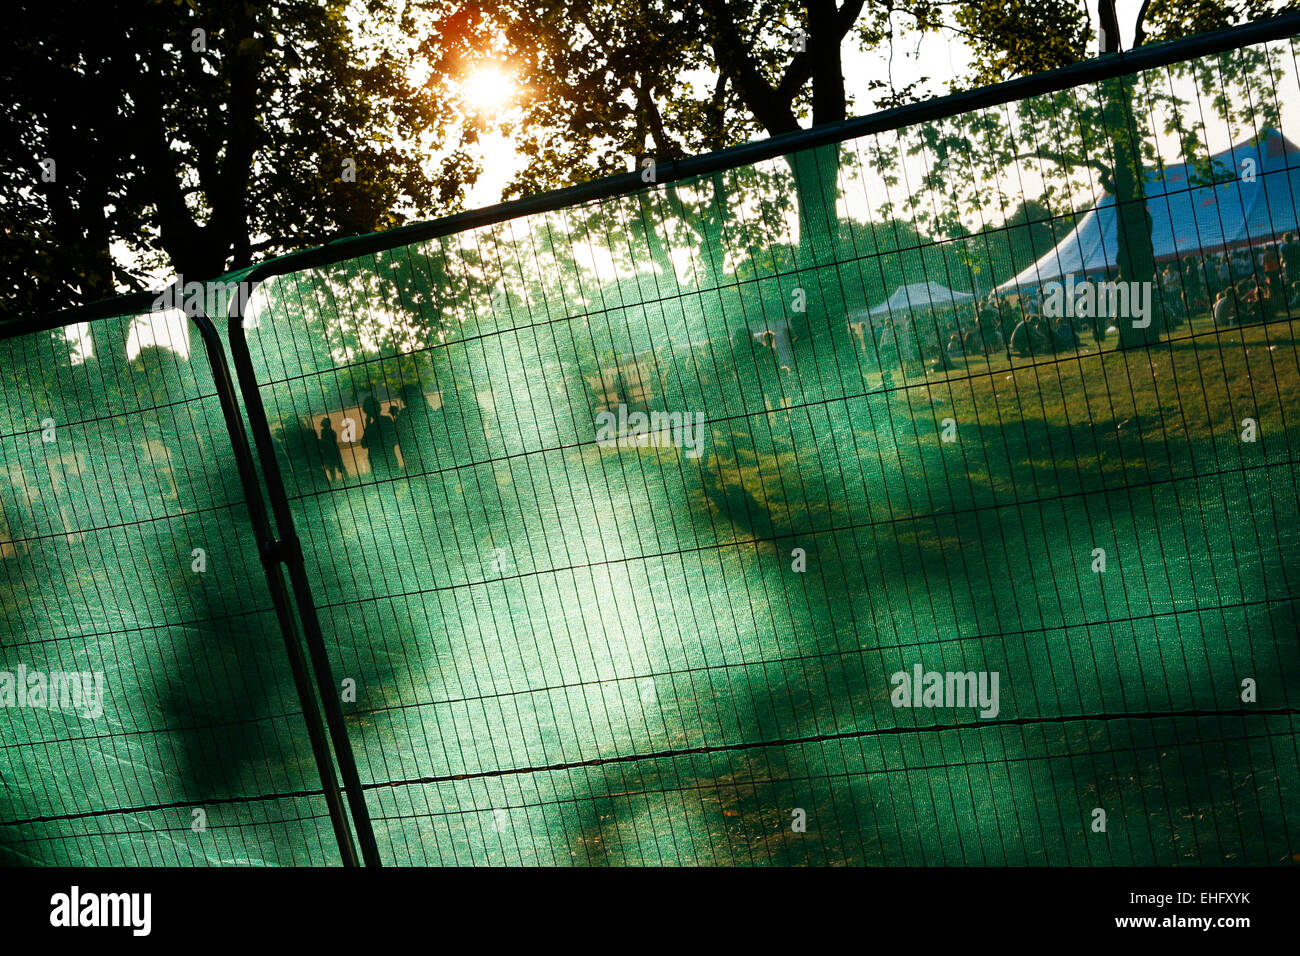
[462,2,1300,236]
[465,8,981,208]
[463,2,1165,207]
[462,2,1300,276]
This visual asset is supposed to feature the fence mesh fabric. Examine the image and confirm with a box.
[0,313,343,865]
[5,34,1300,865]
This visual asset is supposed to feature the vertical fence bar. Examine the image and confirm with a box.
[189,313,362,867]
[222,300,384,868]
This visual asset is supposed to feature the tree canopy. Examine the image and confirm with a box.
[3,0,1295,324]
[0,0,472,319]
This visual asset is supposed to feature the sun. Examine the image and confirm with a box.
[464,66,516,112]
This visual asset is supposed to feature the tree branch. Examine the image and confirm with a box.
[697,0,800,134]
[1133,0,1154,48]
[1097,0,1121,53]
[1016,149,1111,178]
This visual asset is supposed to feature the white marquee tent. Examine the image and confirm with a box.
[865,281,975,317]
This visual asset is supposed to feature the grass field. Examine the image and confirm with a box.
[277,310,1300,864]
[2,307,1298,865]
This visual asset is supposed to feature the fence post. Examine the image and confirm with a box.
[189,312,365,867]
[220,300,384,868]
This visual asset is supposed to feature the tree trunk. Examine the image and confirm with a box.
[788,143,842,269]
[1102,74,1161,349]
[786,142,852,386]
[635,190,677,283]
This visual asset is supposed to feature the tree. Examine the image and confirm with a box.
[1006,199,1059,259]
[0,0,474,326]
[419,0,1295,352]
[417,0,947,292]
[910,0,1290,347]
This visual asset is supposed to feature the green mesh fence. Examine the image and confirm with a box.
[4,29,1300,866]
[0,313,344,864]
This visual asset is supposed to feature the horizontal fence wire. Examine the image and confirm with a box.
[0,313,343,865]
[4,23,1300,866]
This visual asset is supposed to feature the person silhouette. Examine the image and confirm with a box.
[395,384,430,474]
[319,417,346,483]
[755,330,783,411]
[361,395,394,478]
[384,403,403,469]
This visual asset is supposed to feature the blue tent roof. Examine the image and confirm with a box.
[995,129,1300,292]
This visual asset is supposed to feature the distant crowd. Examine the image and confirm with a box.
[311,384,433,484]
[860,232,1300,371]
[288,232,1300,479]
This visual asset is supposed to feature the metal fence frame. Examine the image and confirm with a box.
[5,12,1300,866]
